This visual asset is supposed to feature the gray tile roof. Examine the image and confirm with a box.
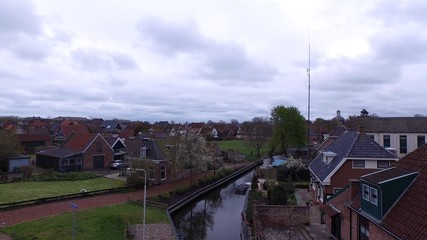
[309,131,397,182]
[348,117,427,133]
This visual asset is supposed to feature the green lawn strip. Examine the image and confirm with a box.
[212,140,269,161]
[0,178,125,204]
[1,202,168,240]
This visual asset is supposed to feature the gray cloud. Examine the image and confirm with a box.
[137,16,278,83]
[0,0,42,34]
[72,49,137,71]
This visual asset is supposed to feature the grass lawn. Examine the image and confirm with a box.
[0,177,126,204]
[211,140,270,161]
[1,202,169,240]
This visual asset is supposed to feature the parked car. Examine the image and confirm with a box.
[110,160,123,169]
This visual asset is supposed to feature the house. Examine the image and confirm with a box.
[36,132,113,172]
[4,154,31,173]
[27,120,49,135]
[17,134,51,154]
[348,116,427,157]
[106,137,126,161]
[321,142,427,240]
[309,127,398,203]
[316,125,347,153]
[125,138,169,185]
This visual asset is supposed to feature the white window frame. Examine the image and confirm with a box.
[377,161,389,169]
[353,160,365,168]
[370,187,378,205]
[362,184,370,201]
[160,165,166,180]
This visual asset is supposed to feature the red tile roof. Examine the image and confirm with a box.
[61,125,89,138]
[62,133,96,152]
[380,144,427,239]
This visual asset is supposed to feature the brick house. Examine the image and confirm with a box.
[36,132,113,172]
[125,138,169,185]
[348,116,427,158]
[321,143,427,239]
[309,127,398,203]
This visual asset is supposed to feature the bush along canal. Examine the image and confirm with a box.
[171,170,255,240]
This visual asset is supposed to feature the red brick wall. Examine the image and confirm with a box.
[82,136,113,170]
[329,160,379,195]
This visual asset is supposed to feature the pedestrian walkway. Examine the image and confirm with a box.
[295,189,329,239]
[0,162,251,227]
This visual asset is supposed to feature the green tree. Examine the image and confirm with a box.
[241,117,272,157]
[271,105,306,156]
[0,131,22,172]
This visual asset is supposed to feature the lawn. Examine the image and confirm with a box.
[212,140,270,161]
[0,177,126,204]
[1,202,169,240]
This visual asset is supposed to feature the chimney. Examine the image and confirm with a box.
[358,124,365,134]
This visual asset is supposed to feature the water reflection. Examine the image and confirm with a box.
[172,171,254,240]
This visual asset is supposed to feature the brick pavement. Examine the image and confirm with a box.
[0,162,250,228]
[295,189,330,239]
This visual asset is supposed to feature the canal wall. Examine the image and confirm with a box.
[167,160,262,239]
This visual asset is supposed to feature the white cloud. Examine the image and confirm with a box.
[1,0,427,122]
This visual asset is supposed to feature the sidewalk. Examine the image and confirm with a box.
[0,162,252,227]
[295,189,329,239]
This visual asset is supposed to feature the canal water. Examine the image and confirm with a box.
[172,170,254,240]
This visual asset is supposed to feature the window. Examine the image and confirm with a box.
[362,184,370,201]
[96,143,102,152]
[359,216,370,240]
[370,187,378,205]
[333,188,343,194]
[160,166,166,180]
[140,147,147,158]
[377,161,389,169]
[417,135,425,148]
[400,135,407,153]
[368,134,375,139]
[383,135,390,148]
[148,165,155,180]
[353,160,365,168]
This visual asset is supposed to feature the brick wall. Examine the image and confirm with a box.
[253,205,309,239]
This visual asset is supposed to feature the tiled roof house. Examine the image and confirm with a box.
[36,132,113,172]
[320,140,427,240]
[348,117,427,157]
[309,128,398,203]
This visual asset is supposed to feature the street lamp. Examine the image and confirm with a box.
[136,168,147,240]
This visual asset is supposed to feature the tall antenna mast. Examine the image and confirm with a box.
[307,29,311,160]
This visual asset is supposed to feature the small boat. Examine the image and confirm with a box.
[234,183,249,194]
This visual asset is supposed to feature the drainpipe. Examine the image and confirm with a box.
[349,207,352,240]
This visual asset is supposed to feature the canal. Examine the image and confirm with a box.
[171,170,254,240]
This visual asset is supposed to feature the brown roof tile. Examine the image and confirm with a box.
[380,144,427,239]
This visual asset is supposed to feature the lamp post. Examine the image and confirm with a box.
[136,168,147,240]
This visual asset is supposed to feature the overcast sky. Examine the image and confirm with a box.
[1,0,426,123]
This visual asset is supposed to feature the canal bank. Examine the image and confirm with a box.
[168,161,262,239]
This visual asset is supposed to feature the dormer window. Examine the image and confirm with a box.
[362,184,370,201]
[370,187,378,205]
[323,151,337,164]
[140,147,147,158]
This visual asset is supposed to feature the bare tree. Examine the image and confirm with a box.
[241,117,272,157]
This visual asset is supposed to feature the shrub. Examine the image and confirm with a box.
[160,192,171,199]
[262,179,276,190]
[198,178,207,185]
[279,182,295,194]
[268,185,287,205]
[175,185,190,195]
[30,171,98,182]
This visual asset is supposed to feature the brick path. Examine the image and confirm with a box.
[0,162,250,228]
